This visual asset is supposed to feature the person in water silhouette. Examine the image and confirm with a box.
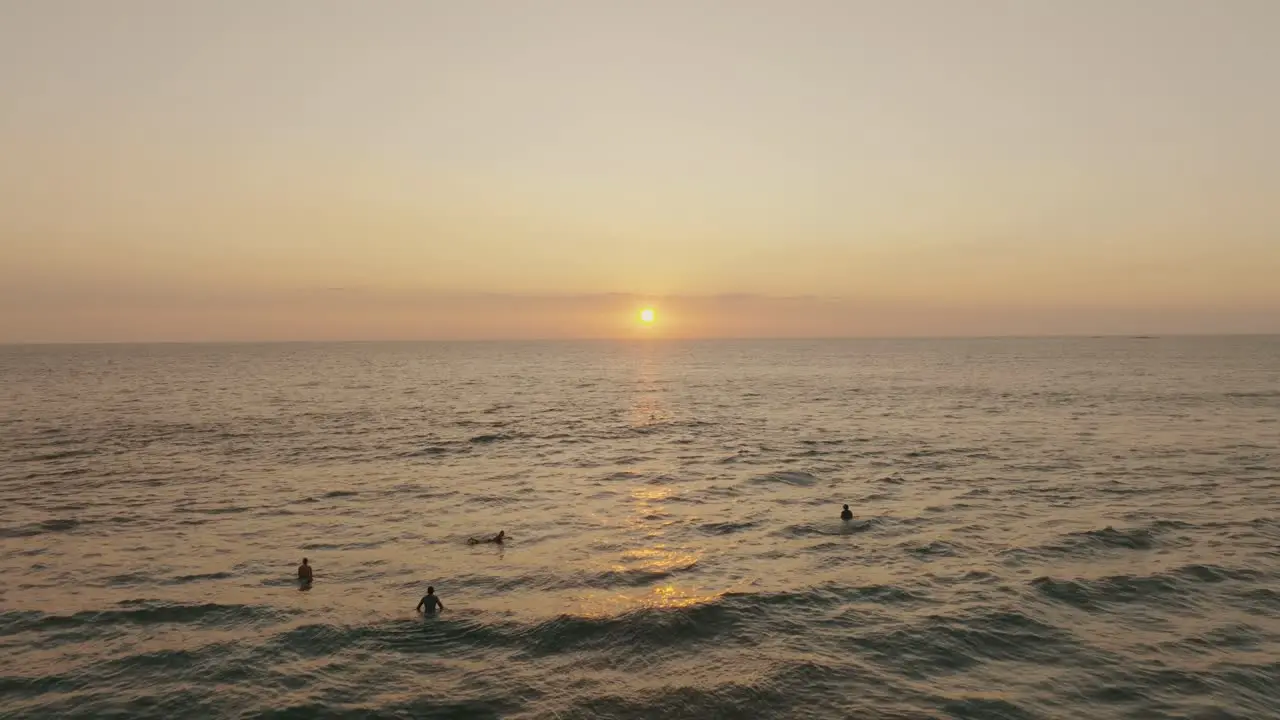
[468,530,505,545]
[416,586,444,613]
[298,558,313,582]
[840,505,853,521]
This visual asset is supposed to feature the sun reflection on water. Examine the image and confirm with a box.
[572,584,725,618]
[630,486,672,503]
[626,484,678,536]
[614,546,700,575]
[628,347,672,428]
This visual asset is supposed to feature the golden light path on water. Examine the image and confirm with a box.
[3,339,1277,718]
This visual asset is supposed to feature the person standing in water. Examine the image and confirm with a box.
[840,505,853,521]
[416,586,444,613]
[298,558,314,582]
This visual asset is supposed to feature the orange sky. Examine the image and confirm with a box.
[2,1,1278,342]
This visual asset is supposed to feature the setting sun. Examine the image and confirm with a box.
[640,308,656,324]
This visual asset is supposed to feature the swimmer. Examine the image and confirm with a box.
[840,504,853,521]
[467,530,505,545]
[298,557,314,582]
[416,586,444,613]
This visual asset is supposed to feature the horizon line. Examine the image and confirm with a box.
[2,332,1276,348]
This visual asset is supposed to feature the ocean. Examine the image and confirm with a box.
[1,337,1277,719]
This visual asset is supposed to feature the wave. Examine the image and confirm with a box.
[1033,575,1181,609]
[514,601,745,657]
[17,448,96,463]
[300,539,387,551]
[727,583,928,607]
[1031,564,1266,610]
[907,540,966,557]
[539,431,576,440]
[0,601,294,638]
[939,697,1034,720]
[269,697,519,719]
[469,433,513,444]
[750,471,820,487]
[849,607,1082,676]
[267,604,744,661]
[1005,521,1193,561]
[577,565,697,589]
[0,514,146,537]
[104,572,156,587]
[608,454,656,465]
[163,572,235,585]
[1176,564,1265,583]
[629,418,715,435]
[455,559,704,592]
[717,449,755,464]
[1237,588,1280,613]
[0,518,86,538]
[552,659,856,719]
[24,588,1247,718]
[905,446,988,458]
[401,443,467,458]
[698,521,759,535]
[176,504,256,516]
[40,517,81,532]
[282,584,930,658]
[1063,525,1160,549]
[778,519,880,538]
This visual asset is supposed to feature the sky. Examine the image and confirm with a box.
[2,0,1278,342]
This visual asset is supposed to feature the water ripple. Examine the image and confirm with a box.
[2,337,1277,719]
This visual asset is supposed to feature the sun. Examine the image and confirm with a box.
[640,308,656,324]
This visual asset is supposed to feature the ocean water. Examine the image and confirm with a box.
[1,337,1277,720]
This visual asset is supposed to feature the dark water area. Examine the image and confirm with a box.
[1,337,1278,719]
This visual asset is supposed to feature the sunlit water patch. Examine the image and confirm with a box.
[1,337,1278,718]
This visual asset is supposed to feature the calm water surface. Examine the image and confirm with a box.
[1,337,1278,719]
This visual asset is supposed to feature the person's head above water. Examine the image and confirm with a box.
[301,558,309,565]
[842,505,849,511]
[427,586,435,595]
